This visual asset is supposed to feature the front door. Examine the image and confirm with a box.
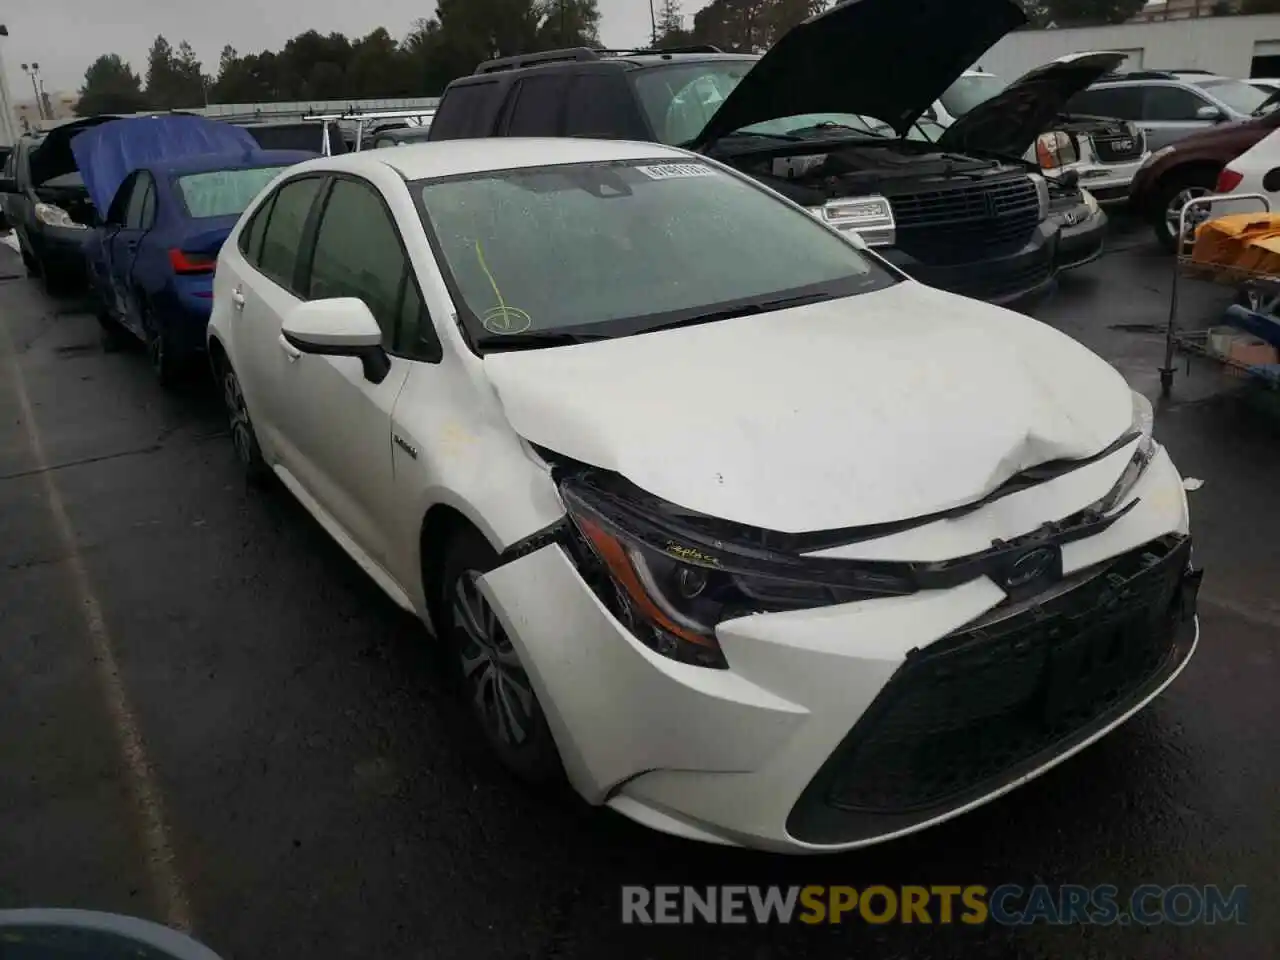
[270,175,418,572]
[106,172,155,337]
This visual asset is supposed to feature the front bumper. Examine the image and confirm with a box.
[478,446,1197,852]
[878,219,1058,307]
[1055,206,1108,271]
[1062,156,1146,206]
[27,225,91,279]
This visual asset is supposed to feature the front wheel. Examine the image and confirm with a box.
[1154,170,1217,253]
[439,528,562,786]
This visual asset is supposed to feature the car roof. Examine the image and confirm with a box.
[295,137,691,182]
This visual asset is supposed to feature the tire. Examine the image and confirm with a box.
[217,357,269,484]
[140,304,185,389]
[1153,168,1218,253]
[438,527,562,786]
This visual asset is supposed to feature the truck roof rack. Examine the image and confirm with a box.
[476,47,603,74]
[474,43,725,74]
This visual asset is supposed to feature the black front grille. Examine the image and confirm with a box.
[945,255,1052,302]
[1092,130,1146,163]
[891,177,1041,264]
[787,535,1200,846]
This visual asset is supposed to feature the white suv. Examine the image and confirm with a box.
[928,54,1150,205]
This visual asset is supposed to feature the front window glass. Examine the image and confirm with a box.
[175,166,290,218]
[631,61,755,144]
[1193,78,1269,115]
[939,74,1009,118]
[416,159,896,351]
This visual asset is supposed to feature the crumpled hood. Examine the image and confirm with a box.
[694,0,1026,145]
[483,282,1132,534]
[939,52,1128,159]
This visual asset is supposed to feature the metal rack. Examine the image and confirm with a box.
[301,107,437,154]
[1161,191,1275,396]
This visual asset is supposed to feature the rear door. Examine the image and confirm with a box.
[224,173,328,464]
[108,172,155,337]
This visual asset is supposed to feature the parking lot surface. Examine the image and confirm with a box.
[1,221,1278,959]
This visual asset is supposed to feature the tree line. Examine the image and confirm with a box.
[74,0,1280,116]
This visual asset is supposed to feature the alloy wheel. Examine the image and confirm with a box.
[451,570,536,747]
[1165,186,1211,244]
[222,369,254,466]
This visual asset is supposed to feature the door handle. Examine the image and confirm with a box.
[125,239,139,251]
[231,287,246,311]
[278,334,302,361]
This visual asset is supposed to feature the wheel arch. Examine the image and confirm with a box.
[1155,159,1222,198]
[419,502,493,635]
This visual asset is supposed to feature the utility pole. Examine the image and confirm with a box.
[0,25,19,146]
[34,64,52,122]
[21,62,44,120]
[561,0,568,45]
[649,0,658,46]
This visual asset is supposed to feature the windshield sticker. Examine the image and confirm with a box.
[481,305,532,335]
[473,239,533,334]
[636,162,715,181]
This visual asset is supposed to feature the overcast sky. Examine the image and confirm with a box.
[1,0,665,97]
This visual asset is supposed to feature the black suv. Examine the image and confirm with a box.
[428,0,1064,305]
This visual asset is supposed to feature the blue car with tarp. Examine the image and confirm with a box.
[72,114,314,385]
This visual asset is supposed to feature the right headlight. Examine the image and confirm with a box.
[1139,144,1176,171]
[1035,130,1080,170]
[809,195,896,247]
[559,480,913,669]
[34,202,87,230]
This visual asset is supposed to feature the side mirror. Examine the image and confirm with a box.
[0,176,17,194]
[280,297,391,384]
[1195,104,1224,123]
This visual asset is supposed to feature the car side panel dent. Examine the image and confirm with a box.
[387,360,568,616]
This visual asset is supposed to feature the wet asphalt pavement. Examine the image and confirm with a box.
[1,217,1277,960]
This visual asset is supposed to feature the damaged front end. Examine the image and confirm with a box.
[535,409,1184,674]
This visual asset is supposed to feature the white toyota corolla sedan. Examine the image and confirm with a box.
[207,137,1201,853]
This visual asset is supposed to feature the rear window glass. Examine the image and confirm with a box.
[176,167,290,218]
[431,83,500,139]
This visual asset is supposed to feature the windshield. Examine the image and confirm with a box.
[1193,78,1270,115]
[631,60,756,145]
[737,113,895,139]
[939,74,1009,118]
[416,159,896,350]
[175,167,289,218]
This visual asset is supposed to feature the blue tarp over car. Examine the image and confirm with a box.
[70,114,260,215]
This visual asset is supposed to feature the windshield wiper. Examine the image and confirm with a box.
[641,292,836,335]
[476,330,608,352]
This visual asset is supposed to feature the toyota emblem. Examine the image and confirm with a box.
[1115,138,1134,151]
[1005,547,1057,589]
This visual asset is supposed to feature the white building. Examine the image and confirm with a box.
[978,12,1280,80]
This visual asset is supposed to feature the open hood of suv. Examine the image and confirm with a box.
[693,0,1027,148]
[28,115,121,189]
[938,51,1127,158]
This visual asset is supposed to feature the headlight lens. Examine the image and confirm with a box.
[559,483,911,669]
[1091,392,1158,515]
[1036,131,1080,170]
[810,195,896,247]
[34,202,87,230]
[1139,144,1175,171]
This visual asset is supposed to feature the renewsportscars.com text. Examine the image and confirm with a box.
[621,884,1248,926]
